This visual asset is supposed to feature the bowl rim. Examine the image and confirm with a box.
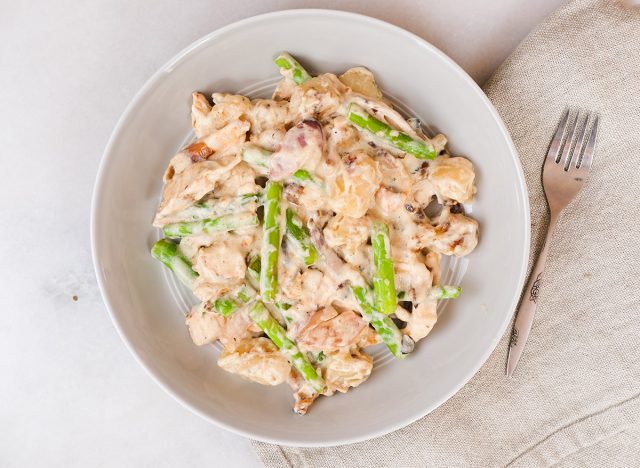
[91,8,531,447]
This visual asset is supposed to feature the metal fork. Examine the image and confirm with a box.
[506,109,599,377]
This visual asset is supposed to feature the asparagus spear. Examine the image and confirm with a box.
[260,181,283,303]
[351,285,409,359]
[242,144,271,175]
[213,285,256,316]
[213,298,236,316]
[247,255,295,325]
[292,169,312,181]
[285,209,318,266]
[347,104,436,160]
[274,52,312,85]
[372,222,397,315]
[427,285,461,300]
[151,239,198,289]
[249,301,325,392]
[173,194,259,222]
[163,212,258,238]
[306,219,411,359]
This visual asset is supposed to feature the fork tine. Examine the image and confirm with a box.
[547,108,569,162]
[568,112,591,170]
[559,111,580,167]
[578,115,598,171]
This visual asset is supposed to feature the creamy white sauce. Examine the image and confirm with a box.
[153,65,480,412]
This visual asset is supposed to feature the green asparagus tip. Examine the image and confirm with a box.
[274,57,292,70]
[151,238,198,289]
[151,239,178,265]
[214,298,237,317]
[347,104,436,160]
[274,52,311,85]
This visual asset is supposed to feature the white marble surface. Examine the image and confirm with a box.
[0,0,565,466]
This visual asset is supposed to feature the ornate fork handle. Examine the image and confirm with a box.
[507,214,558,375]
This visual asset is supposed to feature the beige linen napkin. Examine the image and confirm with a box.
[252,0,640,465]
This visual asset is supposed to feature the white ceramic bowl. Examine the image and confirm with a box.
[91,9,530,446]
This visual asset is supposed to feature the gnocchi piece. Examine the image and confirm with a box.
[429,156,476,203]
[218,338,291,386]
[324,214,369,257]
[322,349,373,395]
[328,151,382,218]
[339,66,383,99]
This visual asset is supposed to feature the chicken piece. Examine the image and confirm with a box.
[394,258,433,304]
[377,152,412,193]
[280,268,337,313]
[185,302,225,345]
[247,99,290,134]
[414,210,479,256]
[431,134,448,154]
[153,156,240,226]
[246,99,290,151]
[158,121,248,195]
[284,182,327,211]
[339,67,383,99]
[324,214,369,258]
[193,241,246,282]
[191,92,251,139]
[404,301,438,342]
[329,114,362,149]
[192,279,240,303]
[287,369,319,415]
[213,161,259,197]
[296,307,368,352]
[322,349,373,395]
[411,176,437,206]
[356,326,381,348]
[250,127,287,152]
[328,150,381,218]
[220,309,262,350]
[269,119,324,180]
[218,338,291,386]
[429,156,476,204]
[424,251,441,286]
[289,73,349,120]
[375,186,408,220]
[199,120,250,158]
[272,77,296,101]
[178,233,221,262]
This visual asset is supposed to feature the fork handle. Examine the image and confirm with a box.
[506,213,558,376]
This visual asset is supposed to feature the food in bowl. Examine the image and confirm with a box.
[150,53,479,414]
